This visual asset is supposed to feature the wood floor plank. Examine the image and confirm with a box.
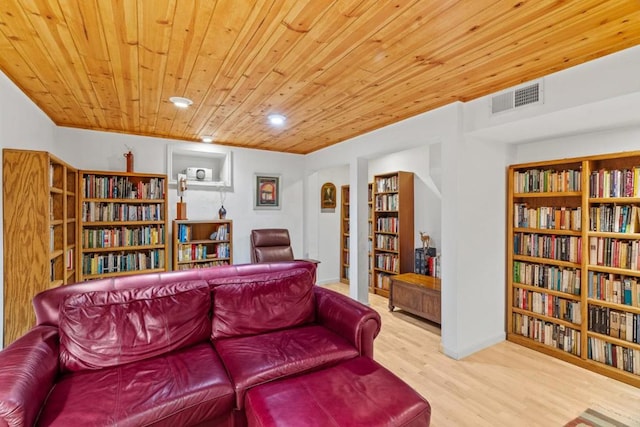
[323,282,640,427]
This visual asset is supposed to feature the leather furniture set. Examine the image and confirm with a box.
[0,261,431,426]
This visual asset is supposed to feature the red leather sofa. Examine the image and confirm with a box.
[0,261,430,426]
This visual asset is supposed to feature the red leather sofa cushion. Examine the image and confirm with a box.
[214,324,359,409]
[245,356,431,427]
[59,280,211,372]
[211,268,314,339]
[38,342,235,427]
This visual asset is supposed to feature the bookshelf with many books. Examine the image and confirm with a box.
[339,184,373,288]
[78,171,168,280]
[372,171,414,298]
[508,152,640,387]
[172,220,233,270]
[3,149,78,346]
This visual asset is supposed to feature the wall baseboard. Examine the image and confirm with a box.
[442,332,505,360]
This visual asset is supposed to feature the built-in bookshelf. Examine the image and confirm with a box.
[3,149,78,346]
[507,152,640,387]
[78,171,168,280]
[340,185,350,283]
[339,184,373,287]
[172,220,232,270]
[372,171,414,298]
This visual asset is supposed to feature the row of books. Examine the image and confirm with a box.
[588,337,640,375]
[376,234,398,251]
[375,272,392,290]
[82,175,165,200]
[513,289,581,324]
[375,253,399,273]
[513,168,582,193]
[82,225,165,249]
[589,167,640,198]
[513,233,582,263]
[81,249,165,275]
[414,247,438,277]
[513,204,581,231]
[589,204,638,233]
[588,306,639,343]
[177,242,230,261]
[375,194,398,211]
[177,244,209,262]
[512,313,581,356]
[211,225,229,241]
[375,176,400,193]
[176,260,230,271]
[81,202,164,222]
[588,272,640,307]
[376,217,398,233]
[512,261,581,295]
[588,236,640,270]
[176,224,230,243]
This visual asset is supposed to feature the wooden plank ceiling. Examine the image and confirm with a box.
[1,1,639,154]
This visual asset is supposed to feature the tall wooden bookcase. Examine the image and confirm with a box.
[3,149,78,346]
[78,171,168,280]
[372,171,414,297]
[339,184,373,287]
[340,185,350,283]
[172,220,233,270]
[508,151,640,387]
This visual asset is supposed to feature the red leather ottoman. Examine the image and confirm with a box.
[244,356,431,427]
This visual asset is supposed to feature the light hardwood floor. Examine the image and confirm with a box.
[323,283,640,427]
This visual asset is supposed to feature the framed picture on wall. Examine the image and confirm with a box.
[254,174,281,210]
[321,182,336,209]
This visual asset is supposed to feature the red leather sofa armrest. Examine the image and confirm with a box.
[313,287,381,358]
[0,326,59,427]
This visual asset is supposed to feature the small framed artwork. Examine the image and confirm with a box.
[321,182,336,209]
[254,174,281,210]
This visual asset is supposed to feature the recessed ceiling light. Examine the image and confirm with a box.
[169,96,193,108]
[201,136,214,143]
[267,113,286,126]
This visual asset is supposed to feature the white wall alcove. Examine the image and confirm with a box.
[167,143,233,190]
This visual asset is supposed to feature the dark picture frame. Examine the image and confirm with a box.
[254,174,281,210]
[321,182,336,209]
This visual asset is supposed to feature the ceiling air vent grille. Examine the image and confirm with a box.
[491,80,543,115]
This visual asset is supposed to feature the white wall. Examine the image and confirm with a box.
[310,165,349,284]
[54,127,306,265]
[0,72,57,348]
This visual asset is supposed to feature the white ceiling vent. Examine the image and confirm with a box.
[491,80,543,114]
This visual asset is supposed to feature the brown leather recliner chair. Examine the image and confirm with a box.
[250,229,295,263]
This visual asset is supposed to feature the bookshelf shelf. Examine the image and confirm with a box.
[78,171,168,280]
[372,171,414,298]
[172,220,233,270]
[508,152,640,387]
[339,183,374,287]
[3,149,79,346]
[513,283,581,300]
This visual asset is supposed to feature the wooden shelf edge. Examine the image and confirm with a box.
[82,268,166,279]
[81,244,166,252]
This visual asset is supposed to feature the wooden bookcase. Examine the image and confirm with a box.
[339,183,374,287]
[78,170,168,280]
[340,185,350,283]
[508,151,640,387]
[172,220,232,270]
[372,171,414,298]
[3,149,78,346]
